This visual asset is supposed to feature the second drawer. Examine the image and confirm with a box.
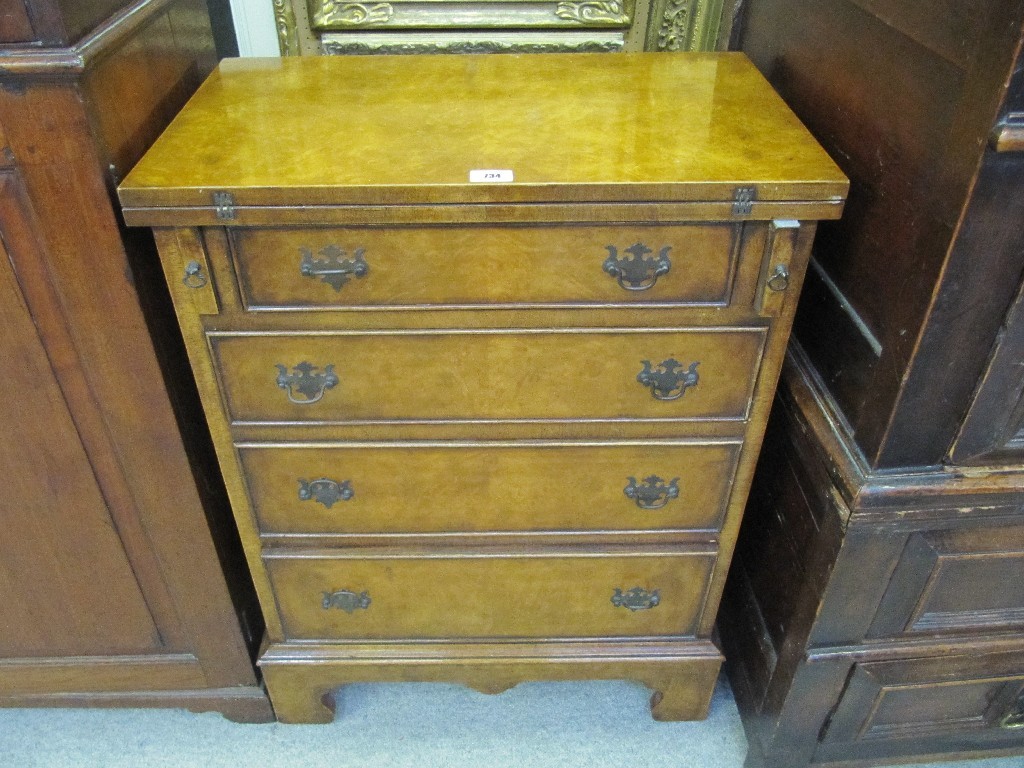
[239,440,742,535]
[210,327,767,424]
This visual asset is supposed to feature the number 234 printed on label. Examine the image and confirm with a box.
[469,169,514,183]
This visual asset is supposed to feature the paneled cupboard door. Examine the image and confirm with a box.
[0,173,160,658]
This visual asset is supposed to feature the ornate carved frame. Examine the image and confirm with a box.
[273,0,731,54]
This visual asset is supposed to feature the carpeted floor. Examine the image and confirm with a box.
[0,677,1021,768]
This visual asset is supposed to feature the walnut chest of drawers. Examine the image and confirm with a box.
[118,52,847,723]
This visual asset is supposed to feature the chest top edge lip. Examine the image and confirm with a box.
[118,187,849,228]
[118,181,850,207]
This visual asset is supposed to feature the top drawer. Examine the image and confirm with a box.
[229,224,741,311]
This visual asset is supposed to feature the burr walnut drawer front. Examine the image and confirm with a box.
[265,549,716,640]
[239,440,742,535]
[210,328,766,424]
[229,224,741,310]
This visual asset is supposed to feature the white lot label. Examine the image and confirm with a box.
[469,169,514,183]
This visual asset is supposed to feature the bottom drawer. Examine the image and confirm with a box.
[265,548,715,641]
[815,649,1024,763]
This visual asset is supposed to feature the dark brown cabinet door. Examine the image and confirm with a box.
[0,0,269,720]
[0,173,162,657]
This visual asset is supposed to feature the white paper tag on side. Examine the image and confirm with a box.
[469,169,514,183]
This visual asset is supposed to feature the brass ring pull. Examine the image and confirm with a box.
[182,260,208,289]
[624,476,680,509]
[275,362,339,405]
[603,243,671,291]
[637,358,700,401]
[322,589,371,613]
[767,264,790,292]
[612,587,660,611]
[298,478,354,508]
[300,245,369,291]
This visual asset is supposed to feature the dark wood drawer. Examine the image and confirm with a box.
[238,439,741,535]
[210,328,766,424]
[265,547,716,640]
[866,524,1024,640]
[229,224,742,311]
[815,650,1024,763]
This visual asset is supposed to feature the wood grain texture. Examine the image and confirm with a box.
[82,0,217,182]
[266,547,715,639]
[232,223,741,310]
[125,199,846,228]
[259,638,723,723]
[0,174,161,657]
[118,53,848,210]
[739,0,1024,467]
[211,328,766,423]
[239,440,741,535]
[1,0,142,46]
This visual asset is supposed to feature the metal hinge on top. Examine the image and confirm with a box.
[732,186,756,215]
[213,191,236,220]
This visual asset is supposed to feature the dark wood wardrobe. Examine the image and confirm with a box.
[0,0,271,721]
[720,0,1024,765]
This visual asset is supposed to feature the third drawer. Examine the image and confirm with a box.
[239,440,742,535]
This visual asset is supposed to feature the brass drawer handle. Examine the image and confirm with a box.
[298,478,354,508]
[275,362,339,405]
[603,243,671,291]
[612,587,660,611]
[182,260,208,289]
[300,245,369,291]
[322,589,371,614]
[637,358,700,400]
[766,264,790,292]
[624,475,680,509]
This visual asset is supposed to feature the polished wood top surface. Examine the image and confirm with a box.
[119,53,847,211]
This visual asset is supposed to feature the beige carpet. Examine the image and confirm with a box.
[0,677,1021,768]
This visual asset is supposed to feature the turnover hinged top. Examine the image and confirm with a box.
[118,53,848,220]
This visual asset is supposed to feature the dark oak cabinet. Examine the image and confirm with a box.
[721,0,1024,766]
[0,0,271,720]
[724,353,1024,767]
